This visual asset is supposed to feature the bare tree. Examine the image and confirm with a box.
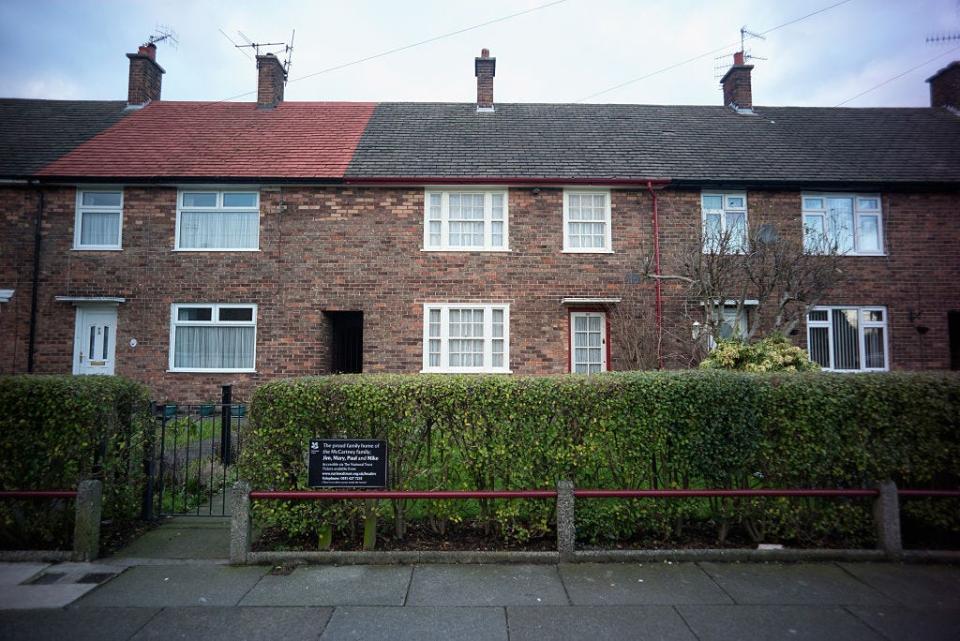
[641,219,847,353]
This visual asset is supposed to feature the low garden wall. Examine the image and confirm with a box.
[242,372,960,551]
[0,375,152,551]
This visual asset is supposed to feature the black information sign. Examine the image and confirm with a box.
[308,439,388,488]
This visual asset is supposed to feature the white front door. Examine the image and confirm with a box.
[73,306,117,375]
[570,311,607,374]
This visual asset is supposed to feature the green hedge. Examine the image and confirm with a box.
[0,375,152,549]
[242,372,960,548]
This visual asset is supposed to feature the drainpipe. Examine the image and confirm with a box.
[646,181,664,370]
[27,184,44,373]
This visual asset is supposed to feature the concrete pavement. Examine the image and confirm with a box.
[1,560,958,640]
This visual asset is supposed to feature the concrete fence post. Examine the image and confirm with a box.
[231,480,252,565]
[873,480,903,559]
[72,479,102,562]
[556,479,576,562]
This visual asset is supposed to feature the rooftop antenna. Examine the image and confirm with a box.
[234,31,286,58]
[147,25,179,49]
[219,28,252,60]
[283,29,295,77]
[233,31,294,84]
[713,25,767,85]
[926,1,960,44]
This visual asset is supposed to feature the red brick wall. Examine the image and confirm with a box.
[1,184,957,400]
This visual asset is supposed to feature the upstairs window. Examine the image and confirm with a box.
[176,190,259,251]
[702,192,747,253]
[422,304,510,373]
[424,190,508,251]
[75,189,123,250]
[563,190,612,252]
[806,306,888,371]
[169,303,257,372]
[802,195,883,255]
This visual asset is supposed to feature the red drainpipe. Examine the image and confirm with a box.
[647,180,664,369]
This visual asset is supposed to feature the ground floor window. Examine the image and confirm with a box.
[422,304,510,373]
[806,306,888,371]
[570,311,607,374]
[169,303,257,372]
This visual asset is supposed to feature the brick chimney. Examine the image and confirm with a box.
[256,53,286,109]
[475,48,496,112]
[126,43,164,105]
[720,51,754,111]
[927,61,960,110]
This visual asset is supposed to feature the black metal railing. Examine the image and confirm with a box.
[147,385,245,517]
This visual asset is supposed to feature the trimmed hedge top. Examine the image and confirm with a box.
[242,371,960,545]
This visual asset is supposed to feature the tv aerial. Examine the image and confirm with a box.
[230,30,295,82]
[147,25,179,49]
[713,26,767,83]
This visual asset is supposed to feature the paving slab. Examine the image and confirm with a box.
[839,562,960,608]
[0,582,99,609]
[113,519,230,559]
[678,605,885,641]
[406,564,567,606]
[0,607,159,641]
[699,562,892,605]
[73,564,267,607]
[559,562,732,605]
[507,605,697,641]
[240,565,412,606]
[848,606,960,641]
[0,562,49,586]
[131,606,332,641]
[320,606,507,641]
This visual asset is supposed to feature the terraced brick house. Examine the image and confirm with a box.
[1,44,959,400]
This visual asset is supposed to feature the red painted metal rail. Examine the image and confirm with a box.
[248,488,958,501]
[0,490,78,499]
[250,490,556,501]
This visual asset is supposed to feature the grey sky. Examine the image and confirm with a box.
[1,0,959,107]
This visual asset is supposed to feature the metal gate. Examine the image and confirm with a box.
[144,385,245,518]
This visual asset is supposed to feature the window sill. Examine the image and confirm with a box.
[421,248,513,253]
[420,369,513,375]
[167,369,257,374]
[72,247,123,252]
[804,251,887,258]
[820,368,889,373]
[173,248,261,252]
[562,249,614,254]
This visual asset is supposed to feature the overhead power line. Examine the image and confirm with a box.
[210,0,570,104]
[575,0,855,103]
[834,44,960,106]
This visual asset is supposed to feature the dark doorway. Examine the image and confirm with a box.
[950,311,960,370]
[327,311,363,373]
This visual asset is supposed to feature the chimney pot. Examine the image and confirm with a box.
[256,53,286,109]
[720,53,753,111]
[475,48,496,111]
[927,60,960,110]
[126,42,164,105]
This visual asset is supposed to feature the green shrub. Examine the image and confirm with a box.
[0,375,152,549]
[700,334,819,372]
[241,372,960,549]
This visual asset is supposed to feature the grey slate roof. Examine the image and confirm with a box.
[345,103,960,186]
[0,99,130,179]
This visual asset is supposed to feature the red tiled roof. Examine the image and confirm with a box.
[37,101,376,179]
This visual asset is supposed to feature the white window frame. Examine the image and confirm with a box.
[175,189,261,252]
[806,305,889,372]
[421,303,511,374]
[562,189,613,253]
[701,192,748,254]
[801,193,884,256]
[422,189,509,251]
[569,311,608,374]
[168,303,258,373]
[74,188,123,250]
[705,305,750,349]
